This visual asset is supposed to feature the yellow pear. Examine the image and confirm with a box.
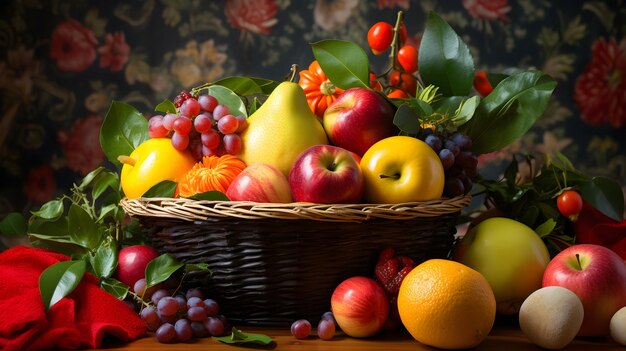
[239,81,328,176]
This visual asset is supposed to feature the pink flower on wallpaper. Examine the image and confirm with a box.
[574,37,626,128]
[462,0,511,21]
[50,19,97,73]
[98,32,130,72]
[377,0,409,10]
[57,115,105,175]
[24,165,56,204]
[225,0,278,35]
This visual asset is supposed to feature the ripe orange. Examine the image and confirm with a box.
[397,259,496,350]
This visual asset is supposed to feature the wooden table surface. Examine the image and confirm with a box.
[100,321,623,350]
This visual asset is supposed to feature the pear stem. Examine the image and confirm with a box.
[117,155,136,166]
[288,64,299,82]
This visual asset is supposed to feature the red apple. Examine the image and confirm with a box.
[323,87,396,156]
[542,244,626,336]
[115,245,160,287]
[289,145,364,203]
[226,163,292,203]
[331,276,389,338]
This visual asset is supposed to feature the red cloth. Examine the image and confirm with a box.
[0,246,146,350]
[574,201,626,259]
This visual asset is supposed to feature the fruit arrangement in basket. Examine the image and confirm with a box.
[2,10,626,351]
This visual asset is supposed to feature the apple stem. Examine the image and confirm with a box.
[575,253,582,270]
[379,173,400,180]
[117,155,136,166]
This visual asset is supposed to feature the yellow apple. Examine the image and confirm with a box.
[120,138,196,198]
[359,136,444,203]
[454,217,551,315]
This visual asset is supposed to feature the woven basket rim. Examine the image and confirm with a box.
[120,195,471,223]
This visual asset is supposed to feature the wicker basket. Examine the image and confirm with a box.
[120,196,471,326]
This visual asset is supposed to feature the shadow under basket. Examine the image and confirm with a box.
[120,195,471,327]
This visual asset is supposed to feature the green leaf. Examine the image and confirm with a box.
[142,180,177,198]
[29,217,69,238]
[91,243,118,278]
[459,71,557,155]
[213,327,273,346]
[31,200,64,220]
[68,204,101,250]
[487,73,510,88]
[212,76,263,96]
[185,262,211,274]
[39,260,87,311]
[247,96,262,115]
[79,167,106,190]
[418,11,475,96]
[504,158,519,189]
[580,177,624,222]
[100,277,129,300]
[101,101,150,169]
[187,191,230,201]
[145,254,184,288]
[393,104,421,135]
[207,85,248,118]
[535,218,557,237]
[452,96,479,126]
[91,171,120,200]
[97,203,119,222]
[155,99,177,114]
[311,39,370,90]
[250,78,280,94]
[0,213,26,238]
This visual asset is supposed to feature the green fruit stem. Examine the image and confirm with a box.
[389,11,404,72]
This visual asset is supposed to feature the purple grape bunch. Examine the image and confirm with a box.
[147,90,248,160]
[131,278,228,344]
[422,131,478,197]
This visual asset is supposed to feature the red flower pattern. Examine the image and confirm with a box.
[225,0,278,35]
[24,165,56,204]
[50,19,97,73]
[462,0,511,21]
[57,115,106,175]
[98,32,130,72]
[574,38,626,128]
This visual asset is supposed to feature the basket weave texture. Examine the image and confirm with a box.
[120,195,471,326]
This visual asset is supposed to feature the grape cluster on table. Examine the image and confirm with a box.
[147,90,247,160]
[421,130,478,197]
[131,278,229,344]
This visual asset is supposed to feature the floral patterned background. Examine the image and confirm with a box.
[0,0,625,216]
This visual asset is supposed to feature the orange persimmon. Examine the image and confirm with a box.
[176,154,247,197]
[298,60,344,119]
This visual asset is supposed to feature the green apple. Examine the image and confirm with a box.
[453,217,550,315]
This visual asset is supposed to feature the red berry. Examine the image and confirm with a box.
[473,71,494,97]
[398,45,418,73]
[173,90,192,108]
[557,190,583,221]
[367,22,394,55]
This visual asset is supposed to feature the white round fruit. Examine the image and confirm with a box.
[610,306,626,345]
[519,286,584,350]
